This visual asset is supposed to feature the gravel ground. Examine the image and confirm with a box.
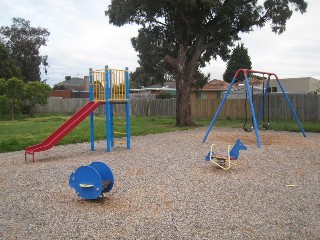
[0,127,319,240]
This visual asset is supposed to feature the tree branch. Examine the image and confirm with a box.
[162,0,192,36]
[164,54,178,69]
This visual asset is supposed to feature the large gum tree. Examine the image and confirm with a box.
[105,0,307,127]
[0,18,50,82]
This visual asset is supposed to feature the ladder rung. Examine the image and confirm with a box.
[114,131,126,135]
[114,141,126,144]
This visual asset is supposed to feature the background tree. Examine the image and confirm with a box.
[0,78,10,116]
[106,0,307,126]
[155,90,173,99]
[223,43,252,83]
[193,71,210,91]
[131,33,174,87]
[0,43,22,79]
[24,81,51,117]
[0,18,50,82]
[130,66,153,88]
[130,66,175,88]
[4,78,25,120]
[52,84,67,90]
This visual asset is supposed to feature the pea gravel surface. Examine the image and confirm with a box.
[0,127,319,240]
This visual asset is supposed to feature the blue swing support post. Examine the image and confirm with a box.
[202,69,306,147]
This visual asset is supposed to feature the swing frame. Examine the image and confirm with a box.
[202,69,306,148]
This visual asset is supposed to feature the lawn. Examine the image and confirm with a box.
[0,114,319,153]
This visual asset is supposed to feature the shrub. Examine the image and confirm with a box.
[155,90,172,99]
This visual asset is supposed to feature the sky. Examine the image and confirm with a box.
[0,0,319,87]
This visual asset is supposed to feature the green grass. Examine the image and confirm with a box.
[262,119,320,133]
[197,118,320,133]
[0,115,195,153]
[0,114,319,153]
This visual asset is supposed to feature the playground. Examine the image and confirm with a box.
[1,127,319,239]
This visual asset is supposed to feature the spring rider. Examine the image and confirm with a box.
[205,139,247,170]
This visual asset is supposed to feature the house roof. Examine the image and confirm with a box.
[147,81,176,89]
[235,78,263,87]
[229,78,263,94]
[57,77,85,86]
[201,79,233,91]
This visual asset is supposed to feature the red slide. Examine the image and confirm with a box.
[25,101,103,162]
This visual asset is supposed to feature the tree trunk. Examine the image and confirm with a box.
[165,44,196,127]
[176,72,193,126]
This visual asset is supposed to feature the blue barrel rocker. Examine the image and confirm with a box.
[69,161,114,200]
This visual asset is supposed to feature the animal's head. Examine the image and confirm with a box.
[229,139,247,160]
[236,139,247,150]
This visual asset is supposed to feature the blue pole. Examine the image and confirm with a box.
[276,78,306,137]
[105,65,111,152]
[257,77,270,126]
[202,76,237,143]
[125,67,131,149]
[244,75,262,148]
[89,68,94,151]
[110,104,114,148]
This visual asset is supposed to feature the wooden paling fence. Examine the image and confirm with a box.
[35,94,320,121]
[131,99,176,116]
[192,94,320,121]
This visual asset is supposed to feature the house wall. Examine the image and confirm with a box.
[226,87,264,99]
[267,77,319,93]
[49,90,72,99]
[309,78,320,92]
[191,91,221,100]
[71,91,90,98]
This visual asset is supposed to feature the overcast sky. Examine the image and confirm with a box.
[1,0,319,86]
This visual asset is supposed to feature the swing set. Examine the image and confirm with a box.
[202,69,306,148]
[243,79,271,132]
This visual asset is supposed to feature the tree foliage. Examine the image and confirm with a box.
[0,77,51,119]
[131,31,174,87]
[0,43,22,79]
[52,84,67,90]
[223,43,252,83]
[0,79,10,116]
[105,0,307,126]
[0,18,50,82]
[156,90,173,99]
[25,81,51,117]
[193,70,210,91]
[130,66,153,88]
[130,65,175,88]
[1,78,25,120]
